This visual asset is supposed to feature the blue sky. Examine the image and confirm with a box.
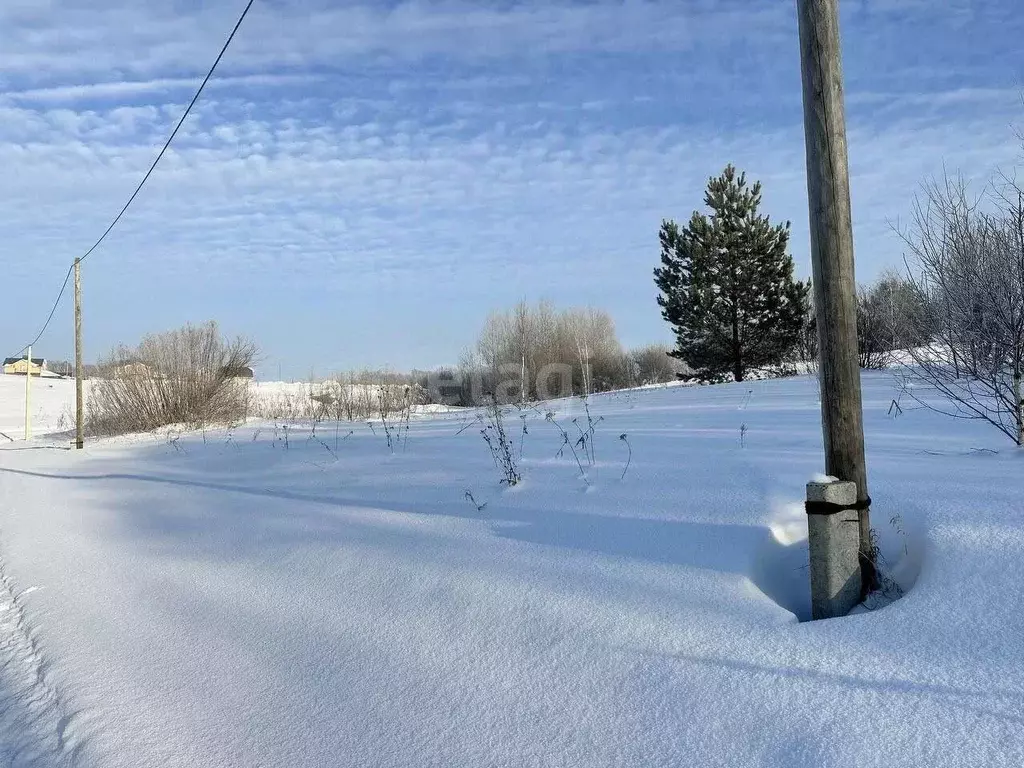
[1,0,1022,379]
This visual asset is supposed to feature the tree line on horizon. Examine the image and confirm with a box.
[83,147,1024,445]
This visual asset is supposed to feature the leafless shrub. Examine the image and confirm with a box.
[464,490,487,511]
[480,398,520,486]
[857,286,895,371]
[797,301,818,371]
[858,271,936,370]
[252,370,426,425]
[619,433,633,480]
[88,321,257,436]
[572,400,603,466]
[379,388,397,453]
[897,172,1024,444]
[628,344,681,385]
[545,411,589,485]
[46,360,75,378]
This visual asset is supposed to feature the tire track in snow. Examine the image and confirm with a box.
[0,541,90,767]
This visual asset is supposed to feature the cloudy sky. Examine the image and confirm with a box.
[1,0,1022,378]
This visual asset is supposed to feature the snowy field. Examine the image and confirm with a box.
[0,377,444,443]
[0,374,77,442]
[0,372,1022,766]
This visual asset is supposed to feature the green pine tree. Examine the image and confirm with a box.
[655,165,810,382]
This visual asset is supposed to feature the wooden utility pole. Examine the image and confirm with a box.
[24,346,32,441]
[796,0,876,593]
[75,258,85,449]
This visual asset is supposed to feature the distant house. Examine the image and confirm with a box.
[222,365,255,380]
[3,357,47,376]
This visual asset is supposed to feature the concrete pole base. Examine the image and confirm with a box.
[806,480,862,620]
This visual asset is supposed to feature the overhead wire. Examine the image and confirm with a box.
[10,264,75,359]
[8,0,256,359]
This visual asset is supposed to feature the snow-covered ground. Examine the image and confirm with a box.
[0,377,448,443]
[0,372,1022,767]
[0,374,77,442]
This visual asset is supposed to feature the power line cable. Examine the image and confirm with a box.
[9,264,75,360]
[79,0,255,266]
[8,0,256,359]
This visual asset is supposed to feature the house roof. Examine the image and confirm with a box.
[3,357,45,366]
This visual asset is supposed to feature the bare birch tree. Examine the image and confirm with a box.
[897,174,1024,445]
[474,301,626,400]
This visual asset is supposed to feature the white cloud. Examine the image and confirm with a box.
[0,1,791,86]
[1,74,316,104]
[2,90,1018,294]
[1,0,1022,369]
